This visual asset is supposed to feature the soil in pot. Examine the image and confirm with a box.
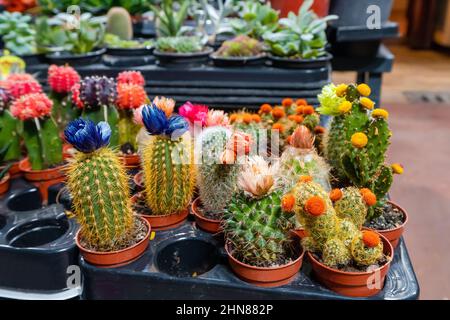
[132,192,189,231]
[310,251,389,273]
[191,197,222,234]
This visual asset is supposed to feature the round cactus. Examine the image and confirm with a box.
[47,64,80,94]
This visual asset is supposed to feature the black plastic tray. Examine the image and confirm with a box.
[0,178,80,299]
[80,217,420,300]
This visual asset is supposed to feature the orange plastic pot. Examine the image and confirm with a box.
[19,158,66,203]
[270,0,330,18]
[133,171,144,191]
[191,197,222,234]
[76,216,151,268]
[8,160,22,178]
[307,232,393,297]
[131,193,189,231]
[293,228,308,239]
[119,154,141,170]
[369,201,408,249]
[225,240,304,287]
[0,173,10,195]
[62,144,76,160]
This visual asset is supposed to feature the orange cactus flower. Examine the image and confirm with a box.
[271,107,286,119]
[282,98,294,107]
[329,189,343,202]
[302,105,315,115]
[372,108,389,120]
[286,135,292,145]
[299,175,313,183]
[259,104,272,114]
[305,196,326,216]
[357,83,371,97]
[391,163,404,175]
[361,189,377,206]
[362,230,380,248]
[293,115,304,124]
[338,101,352,114]
[351,132,368,148]
[229,114,239,123]
[296,99,307,106]
[359,188,371,195]
[295,106,304,115]
[282,194,296,212]
[251,114,261,123]
[243,113,252,124]
[272,123,284,133]
[288,114,296,121]
[360,97,375,110]
[335,84,348,97]
[314,126,326,134]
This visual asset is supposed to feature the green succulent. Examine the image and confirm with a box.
[215,35,264,57]
[150,0,191,37]
[156,36,204,53]
[0,12,37,56]
[104,33,153,48]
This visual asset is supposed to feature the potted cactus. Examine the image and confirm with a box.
[263,0,337,69]
[0,85,22,178]
[47,64,81,133]
[72,76,119,148]
[64,118,150,267]
[193,129,249,233]
[284,178,393,297]
[116,71,148,169]
[132,104,195,230]
[11,92,64,202]
[223,156,303,287]
[317,83,407,248]
[210,35,266,67]
[0,144,12,195]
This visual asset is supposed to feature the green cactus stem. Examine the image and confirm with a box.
[0,110,21,162]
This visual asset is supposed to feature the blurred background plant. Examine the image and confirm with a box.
[0,11,37,56]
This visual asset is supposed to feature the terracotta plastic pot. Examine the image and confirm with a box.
[119,153,141,170]
[293,228,308,239]
[225,240,304,287]
[369,201,408,249]
[307,232,393,297]
[131,193,189,231]
[19,158,66,203]
[270,0,330,18]
[191,197,222,234]
[8,161,22,178]
[76,216,151,268]
[133,171,144,191]
[62,144,76,160]
[0,173,10,195]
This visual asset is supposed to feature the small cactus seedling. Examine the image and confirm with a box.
[65,118,135,251]
[0,87,20,163]
[106,7,133,41]
[140,104,195,216]
[223,156,297,267]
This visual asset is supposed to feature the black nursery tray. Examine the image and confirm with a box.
[80,217,420,300]
[0,179,80,299]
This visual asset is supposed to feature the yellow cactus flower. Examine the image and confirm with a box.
[391,163,404,175]
[372,108,389,120]
[360,97,375,110]
[357,83,371,97]
[351,132,368,148]
[338,101,352,114]
[335,84,348,97]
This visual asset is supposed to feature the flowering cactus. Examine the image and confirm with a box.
[77,76,119,147]
[179,101,209,130]
[11,93,62,170]
[47,65,81,132]
[5,75,42,99]
[0,87,20,162]
[116,70,145,86]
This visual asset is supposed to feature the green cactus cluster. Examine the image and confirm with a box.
[67,147,134,251]
[224,189,296,267]
[196,127,240,215]
[334,187,367,229]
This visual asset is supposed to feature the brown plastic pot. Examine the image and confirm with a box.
[76,216,151,268]
[133,171,144,191]
[369,201,408,249]
[0,173,10,195]
[225,240,304,287]
[19,158,66,203]
[131,193,189,231]
[307,232,393,297]
[191,197,222,234]
[119,153,141,170]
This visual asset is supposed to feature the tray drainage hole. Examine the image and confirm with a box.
[0,215,6,231]
[7,189,42,212]
[6,218,69,248]
[157,239,219,277]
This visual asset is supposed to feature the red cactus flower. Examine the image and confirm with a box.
[6,73,35,82]
[116,83,147,110]
[117,71,145,86]
[179,101,209,127]
[47,64,80,94]
[6,78,42,100]
[11,93,53,121]
[71,83,84,109]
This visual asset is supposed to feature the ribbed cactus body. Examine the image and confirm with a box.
[50,92,80,133]
[334,187,367,229]
[142,133,195,215]
[197,127,239,213]
[224,190,296,266]
[67,147,134,250]
[0,110,21,161]
[118,110,140,150]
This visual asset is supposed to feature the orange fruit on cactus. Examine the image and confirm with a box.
[329,189,343,202]
[296,99,307,106]
[302,106,315,115]
[362,230,380,248]
[281,194,296,212]
[299,175,313,183]
[282,98,294,107]
[305,196,326,216]
[259,104,272,114]
[271,107,286,119]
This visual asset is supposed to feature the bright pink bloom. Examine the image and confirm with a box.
[11,93,53,121]
[47,64,80,94]
[117,71,145,86]
[179,101,209,127]
[6,78,42,100]
[133,105,144,125]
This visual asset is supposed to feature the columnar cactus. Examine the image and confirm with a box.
[278,125,330,192]
[106,6,133,40]
[11,93,62,170]
[140,104,195,216]
[47,64,80,132]
[0,87,20,162]
[223,156,296,267]
[65,118,134,251]
[76,76,119,147]
[196,127,243,215]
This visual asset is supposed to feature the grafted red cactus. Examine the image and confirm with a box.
[47,64,80,94]
[117,71,145,86]
[79,76,116,108]
[6,78,42,100]
[116,83,147,110]
[10,93,53,120]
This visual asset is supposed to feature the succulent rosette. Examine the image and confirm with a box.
[141,103,189,139]
[10,93,53,121]
[47,65,80,94]
[64,118,111,153]
[116,71,145,87]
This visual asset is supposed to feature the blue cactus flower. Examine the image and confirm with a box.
[65,118,111,153]
[142,104,189,138]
